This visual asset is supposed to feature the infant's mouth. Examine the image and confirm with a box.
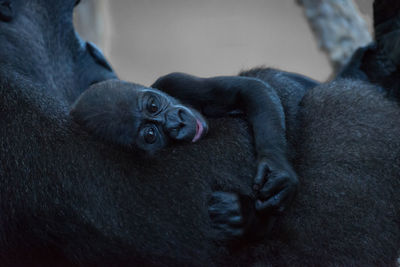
[192,119,204,142]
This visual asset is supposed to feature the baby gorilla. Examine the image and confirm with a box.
[71,80,208,153]
[71,75,298,240]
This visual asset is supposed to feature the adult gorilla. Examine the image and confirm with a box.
[0,0,399,266]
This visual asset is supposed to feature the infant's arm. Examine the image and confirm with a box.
[152,73,298,216]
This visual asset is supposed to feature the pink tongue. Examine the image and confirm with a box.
[192,120,204,142]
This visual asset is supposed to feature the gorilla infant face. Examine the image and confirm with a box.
[71,80,208,154]
[134,87,208,151]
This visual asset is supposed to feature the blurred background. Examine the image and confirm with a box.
[74,0,373,86]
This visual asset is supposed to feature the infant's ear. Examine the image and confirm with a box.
[70,80,139,147]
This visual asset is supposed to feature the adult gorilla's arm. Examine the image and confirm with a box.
[339,0,400,97]
[152,73,298,215]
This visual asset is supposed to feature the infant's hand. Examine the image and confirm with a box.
[208,191,246,241]
[253,157,298,215]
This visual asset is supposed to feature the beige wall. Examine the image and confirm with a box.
[76,0,373,86]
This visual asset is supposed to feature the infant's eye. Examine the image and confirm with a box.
[144,127,157,144]
[147,97,159,114]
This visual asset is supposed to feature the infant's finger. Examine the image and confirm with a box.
[228,215,244,226]
[253,161,270,191]
[208,202,240,217]
[258,176,285,200]
[255,188,290,214]
[212,223,244,241]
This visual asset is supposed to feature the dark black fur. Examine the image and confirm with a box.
[151,72,312,235]
[70,72,305,238]
[1,0,400,266]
